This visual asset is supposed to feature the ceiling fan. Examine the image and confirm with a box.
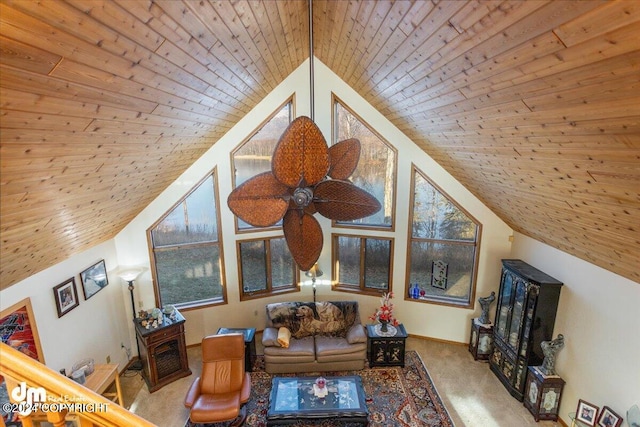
[226,1,381,271]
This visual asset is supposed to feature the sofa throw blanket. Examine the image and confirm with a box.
[266,301,359,339]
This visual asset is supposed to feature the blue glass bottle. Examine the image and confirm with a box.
[411,283,420,299]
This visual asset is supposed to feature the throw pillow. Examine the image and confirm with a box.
[346,324,367,344]
[277,327,291,348]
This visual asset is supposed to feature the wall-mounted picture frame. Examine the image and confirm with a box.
[1,297,45,425]
[80,259,109,300]
[53,277,79,317]
[598,406,622,427]
[576,399,600,427]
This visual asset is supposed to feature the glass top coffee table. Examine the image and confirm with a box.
[266,375,368,426]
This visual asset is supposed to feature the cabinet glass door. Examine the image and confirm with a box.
[507,278,527,350]
[496,270,513,340]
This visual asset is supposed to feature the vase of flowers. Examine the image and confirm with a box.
[369,292,399,332]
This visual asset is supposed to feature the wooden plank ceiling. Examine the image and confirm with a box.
[1,0,638,289]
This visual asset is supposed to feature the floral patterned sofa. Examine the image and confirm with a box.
[261,301,367,374]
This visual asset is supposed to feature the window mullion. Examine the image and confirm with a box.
[360,237,366,291]
[265,239,273,292]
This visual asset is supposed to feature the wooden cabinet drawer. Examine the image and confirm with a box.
[146,323,182,344]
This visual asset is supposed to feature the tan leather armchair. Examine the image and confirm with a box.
[184,334,251,425]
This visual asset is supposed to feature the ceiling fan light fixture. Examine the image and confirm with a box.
[226,0,381,271]
[227,117,381,271]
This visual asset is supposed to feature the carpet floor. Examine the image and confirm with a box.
[186,350,454,427]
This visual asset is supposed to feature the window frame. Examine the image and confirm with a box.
[331,94,398,232]
[405,165,482,309]
[147,168,227,311]
[236,235,300,301]
[331,233,394,297]
[229,97,294,234]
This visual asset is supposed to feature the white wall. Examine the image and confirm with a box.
[0,241,131,374]
[114,58,513,348]
[511,232,640,426]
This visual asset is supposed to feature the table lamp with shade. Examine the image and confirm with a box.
[118,267,145,371]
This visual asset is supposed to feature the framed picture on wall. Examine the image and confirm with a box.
[53,277,80,317]
[1,298,45,424]
[80,259,109,300]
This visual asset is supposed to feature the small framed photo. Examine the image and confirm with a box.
[576,399,600,427]
[597,406,622,427]
[53,278,79,317]
[80,259,109,300]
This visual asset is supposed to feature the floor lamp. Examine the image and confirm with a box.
[119,268,144,371]
[305,263,323,302]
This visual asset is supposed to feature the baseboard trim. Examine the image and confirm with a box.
[407,332,467,346]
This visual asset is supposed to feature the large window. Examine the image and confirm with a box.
[230,100,299,299]
[333,234,393,295]
[237,237,299,300]
[406,166,481,308]
[148,170,225,309]
[231,99,292,231]
[333,96,396,229]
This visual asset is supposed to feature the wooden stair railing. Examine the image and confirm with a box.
[0,343,156,427]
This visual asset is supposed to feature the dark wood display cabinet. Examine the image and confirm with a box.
[135,308,191,393]
[489,259,563,401]
[366,323,408,367]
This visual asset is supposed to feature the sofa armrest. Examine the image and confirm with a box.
[346,323,367,344]
[184,376,201,408]
[262,327,281,347]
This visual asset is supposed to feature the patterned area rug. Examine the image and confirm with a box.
[185,350,453,427]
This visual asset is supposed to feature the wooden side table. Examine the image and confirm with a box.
[84,363,124,406]
[216,327,256,372]
[366,323,408,367]
[135,308,191,392]
[31,363,124,424]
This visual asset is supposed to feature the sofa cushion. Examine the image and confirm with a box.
[315,336,367,362]
[265,301,360,339]
[263,336,315,363]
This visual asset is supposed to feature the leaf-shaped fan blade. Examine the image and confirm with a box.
[227,172,289,227]
[313,180,381,221]
[328,138,360,180]
[272,116,330,188]
[282,210,323,271]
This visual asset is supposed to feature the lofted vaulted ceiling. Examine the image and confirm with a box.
[1,0,638,289]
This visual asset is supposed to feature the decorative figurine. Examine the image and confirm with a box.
[313,376,328,398]
[540,334,565,376]
[478,291,496,325]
